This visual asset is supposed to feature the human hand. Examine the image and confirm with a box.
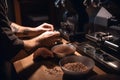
[35,31,61,48]
[35,23,54,33]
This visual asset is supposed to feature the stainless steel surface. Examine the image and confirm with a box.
[73,42,120,74]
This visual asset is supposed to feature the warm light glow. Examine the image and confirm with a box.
[107,62,118,68]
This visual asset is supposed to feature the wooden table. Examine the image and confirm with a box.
[13,39,106,80]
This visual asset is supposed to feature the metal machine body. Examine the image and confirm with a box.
[54,0,120,74]
[55,0,88,41]
[73,0,120,74]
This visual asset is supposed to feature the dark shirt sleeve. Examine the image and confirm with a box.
[0,0,24,61]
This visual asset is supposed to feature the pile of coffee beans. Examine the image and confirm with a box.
[63,62,88,72]
[45,66,63,75]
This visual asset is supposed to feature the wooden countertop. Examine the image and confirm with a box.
[13,39,106,80]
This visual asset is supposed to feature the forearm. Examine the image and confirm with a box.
[22,31,60,54]
[11,31,60,62]
[11,38,39,62]
[10,22,42,38]
[23,39,37,50]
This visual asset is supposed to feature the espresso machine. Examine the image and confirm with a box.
[73,0,120,74]
[54,0,120,74]
[54,0,88,42]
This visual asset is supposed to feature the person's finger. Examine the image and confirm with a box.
[42,23,54,30]
[46,37,62,47]
[41,31,60,38]
[36,23,54,31]
[41,27,54,31]
[48,31,60,37]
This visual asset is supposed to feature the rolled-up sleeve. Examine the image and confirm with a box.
[0,1,24,61]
